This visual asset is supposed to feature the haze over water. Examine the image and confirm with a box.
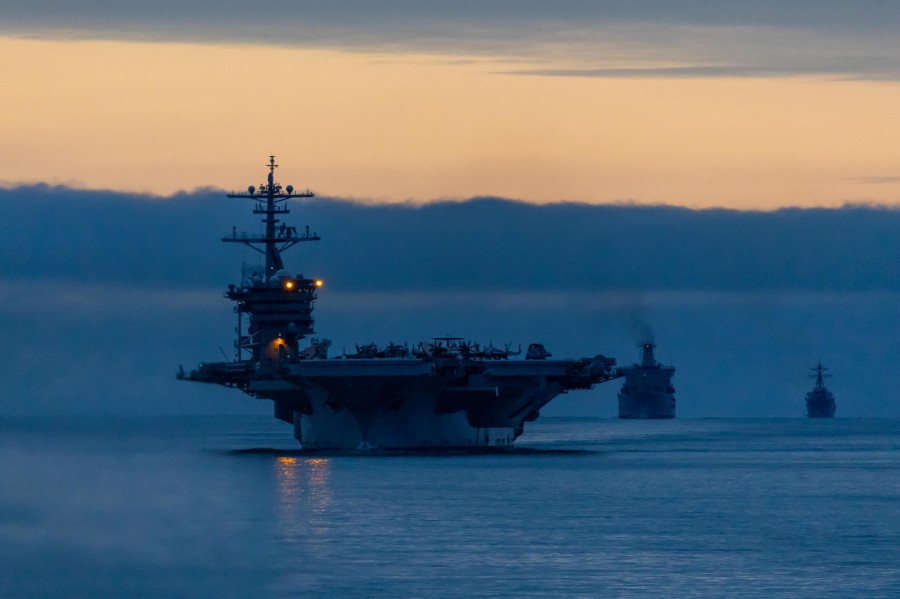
[2,416,898,598]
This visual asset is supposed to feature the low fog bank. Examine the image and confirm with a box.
[2,186,899,418]
[3,185,899,292]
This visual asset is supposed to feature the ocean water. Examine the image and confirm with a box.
[1,417,898,598]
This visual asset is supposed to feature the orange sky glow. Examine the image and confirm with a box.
[2,36,900,209]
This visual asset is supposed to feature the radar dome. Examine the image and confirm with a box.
[286,185,294,194]
[248,185,255,194]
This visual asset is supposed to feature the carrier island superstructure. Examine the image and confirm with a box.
[617,343,676,418]
[180,157,622,449]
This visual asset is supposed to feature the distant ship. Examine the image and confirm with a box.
[805,361,836,418]
[617,343,676,419]
[179,157,623,449]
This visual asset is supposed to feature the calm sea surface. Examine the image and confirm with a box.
[1,416,898,598]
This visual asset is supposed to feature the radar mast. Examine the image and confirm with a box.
[810,361,831,391]
[224,155,318,277]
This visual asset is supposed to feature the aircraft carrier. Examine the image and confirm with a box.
[617,343,676,418]
[179,157,622,449]
[805,361,836,418]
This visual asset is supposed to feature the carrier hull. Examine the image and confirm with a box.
[293,398,520,449]
[191,357,618,449]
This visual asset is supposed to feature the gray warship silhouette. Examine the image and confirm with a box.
[617,343,676,418]
[805,361,836,418]
[179,157,622,449]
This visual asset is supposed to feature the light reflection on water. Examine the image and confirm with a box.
[274,456,332,542]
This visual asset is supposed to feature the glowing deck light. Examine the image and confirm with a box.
[315,280,323,287]
[285,281,294,289]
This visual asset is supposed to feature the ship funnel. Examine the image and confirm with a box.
[640,343,657,368]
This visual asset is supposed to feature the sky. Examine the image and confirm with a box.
[3,1,900,208]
